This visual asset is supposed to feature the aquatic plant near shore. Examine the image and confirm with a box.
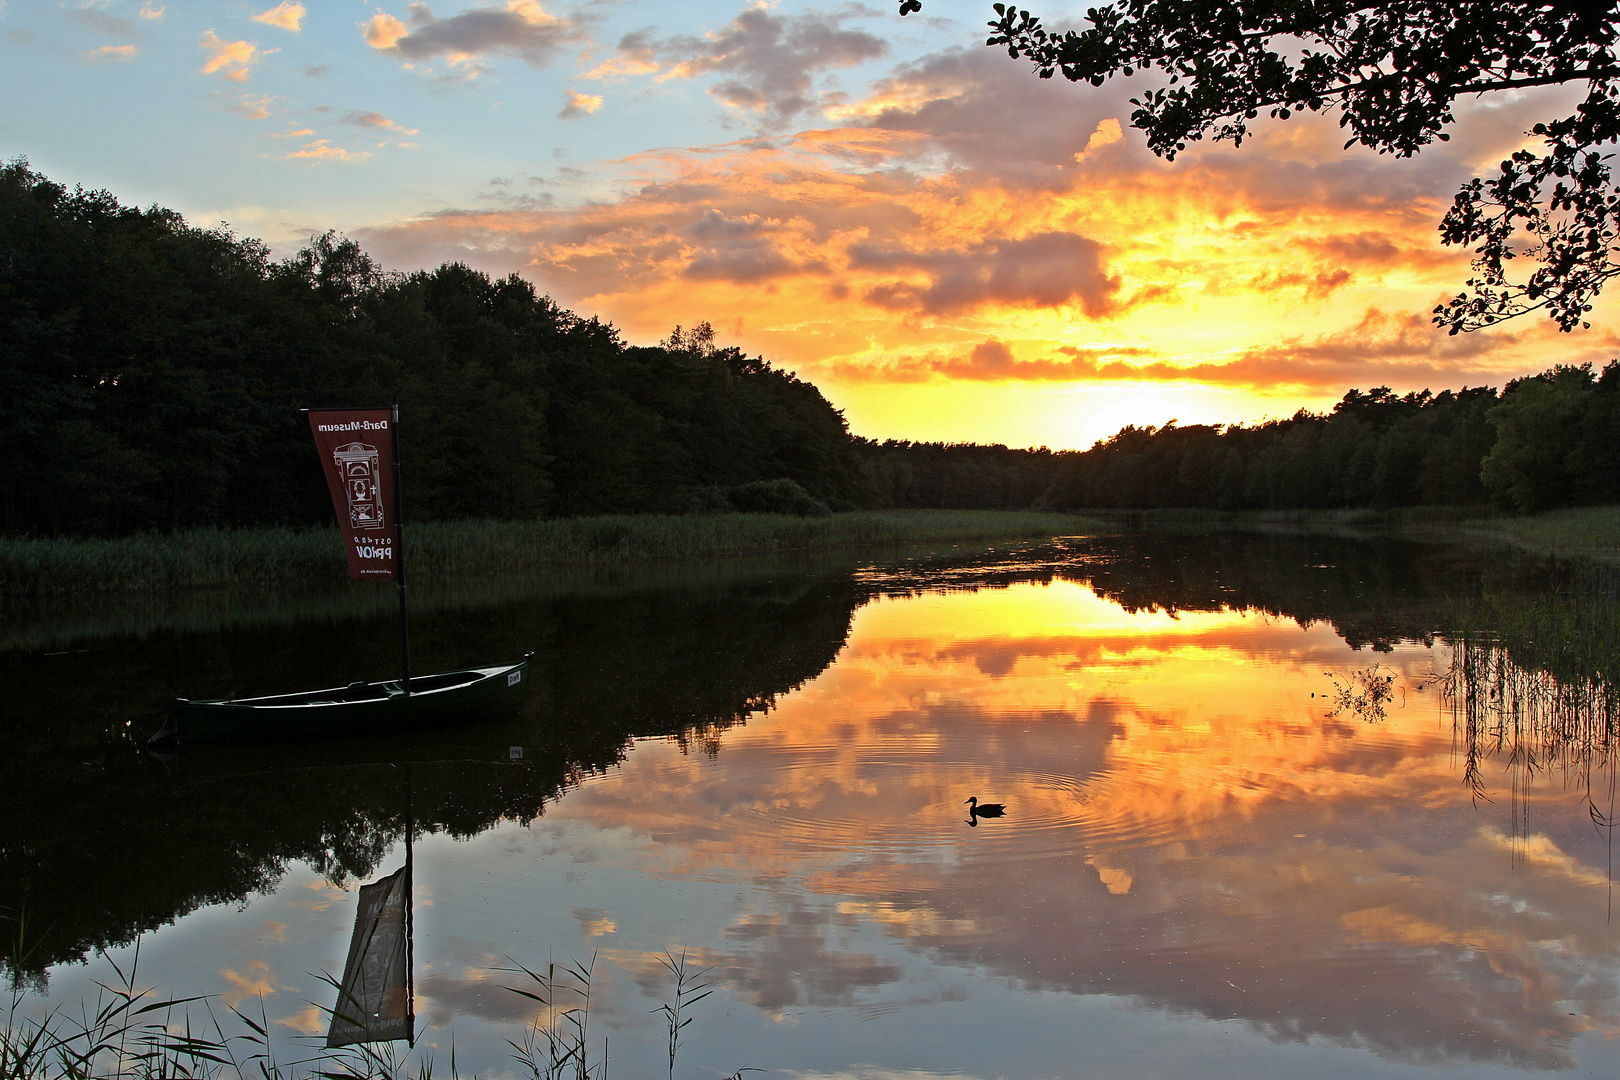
[1326,662,1398,723]
[502,954,604,1080]
[653,950,712,1080]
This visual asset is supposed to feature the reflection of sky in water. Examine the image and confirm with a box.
[32,580,1620,1078]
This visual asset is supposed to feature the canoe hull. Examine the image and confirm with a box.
[151,655,532,747]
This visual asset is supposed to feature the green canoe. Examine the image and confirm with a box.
[149,653,533,748]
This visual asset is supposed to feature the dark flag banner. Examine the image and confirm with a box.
[326,865,413,1047]
[309,408,400,582]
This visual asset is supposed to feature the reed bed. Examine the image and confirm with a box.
[1,933,750,1080]
[1454,506,1620,564]
[1436,637,1619,826]
[1434,571,1620,828]
[0,511,1097,595]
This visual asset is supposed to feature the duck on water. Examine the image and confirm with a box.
[965,796,1006,824]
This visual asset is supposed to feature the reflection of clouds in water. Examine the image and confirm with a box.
[219,959,276,1008]
[538,586,1620,1069]
[276,1004,325,1035]
[573,907,617,937]
[292,878,348,912]
[709,897,904,1011]
[417,965,535,1027]
[848,807,1614,1069]
[783,1069,982,1080]
[416,939,529,1027]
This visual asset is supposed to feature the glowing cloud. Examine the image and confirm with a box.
[362,0,582,69]
[252,2,305,33]
[343,110,417,135]
[353,33,1613,446]
[362,13,408,51]
[597,8,887,127]
[85,44,138,60]
[283,139,369,163]
[232,94,275,120]
[558,89,602,120]
[138,3,164,21]
[199,30,257,81]
[854,232,1121,317]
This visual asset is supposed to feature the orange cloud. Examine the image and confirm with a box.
[831,308,1530,390]
[362,0,581,70]
[343,110,416,135]
[232,94,275,121]
[85,44,138,60]
[362,13,409,51]
[354,46,1611,445]
[252,3,305,32]
[199,30,256,81]
[283,139,369,163]
[559,89,602,120]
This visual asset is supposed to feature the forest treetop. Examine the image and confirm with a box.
[5,157,1618,537]
[899,1,1620,335]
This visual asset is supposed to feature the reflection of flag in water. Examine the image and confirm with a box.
[326,865,413,1047]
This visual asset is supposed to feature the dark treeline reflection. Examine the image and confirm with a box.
[1435,567,1620,825]
[6,534,1620,980]
[0,561,866,981]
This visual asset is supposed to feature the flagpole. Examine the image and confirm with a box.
[404,764,416,1046]
[392,402,411,694]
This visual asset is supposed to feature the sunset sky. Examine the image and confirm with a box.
[5,0,1617,448]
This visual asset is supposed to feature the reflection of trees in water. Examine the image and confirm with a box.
[1433,564,1620,848]
[7,534,1618,980]
[1437,638,1619,843]
[0,566,863,980]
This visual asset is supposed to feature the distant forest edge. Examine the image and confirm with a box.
[4,158,1618,539]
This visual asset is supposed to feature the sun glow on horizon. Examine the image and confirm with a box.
[7,1,1614,449]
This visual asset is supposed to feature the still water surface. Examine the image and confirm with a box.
[5,533,1619,1078]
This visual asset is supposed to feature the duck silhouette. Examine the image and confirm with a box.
[965,796,1006,821]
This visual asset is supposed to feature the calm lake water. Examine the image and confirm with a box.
[4,531,1619,1078]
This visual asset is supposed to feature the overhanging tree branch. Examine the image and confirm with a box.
[900,0,1620,333]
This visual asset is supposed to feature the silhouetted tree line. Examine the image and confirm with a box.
[7,158,1619,536]
[1036,370,1620,513]
[857,368,1620,515]
[858,439,1064,511]
[1,161,865,535]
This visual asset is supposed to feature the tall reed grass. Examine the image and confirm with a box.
[1,929,749,1080]
[1453,506,1620,564]
[1435,637,1619,833]
[0,511,1098,596]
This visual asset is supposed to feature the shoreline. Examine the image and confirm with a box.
[7,504,1616,598]
[1070,506,1620,565]
[0,510,1102,596]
